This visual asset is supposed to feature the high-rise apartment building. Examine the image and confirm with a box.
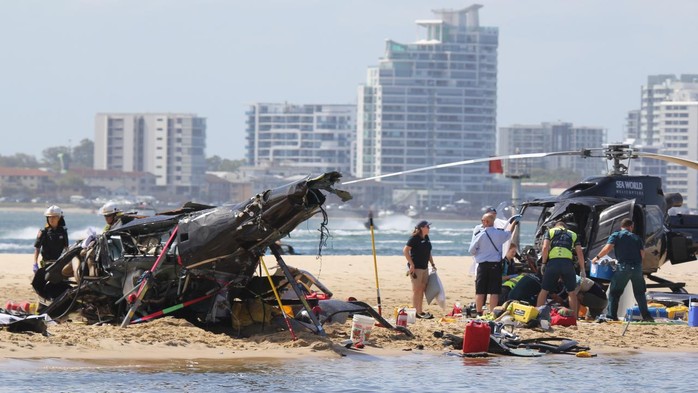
[627,75,698,209]
[638,74,698,146]
[498,122,606,179]
[356,5,499,207]
[656,101,698,209]
[94,113,207,196]
[625,110,641,141]
[245,103,355,175]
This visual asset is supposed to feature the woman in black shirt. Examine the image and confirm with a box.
[403,220,436,319]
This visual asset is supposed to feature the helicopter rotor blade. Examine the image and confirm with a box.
[343,150,584,185]
[634,152,698,171]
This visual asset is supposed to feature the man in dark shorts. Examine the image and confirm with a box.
[469,213,518,315]
[536,221,586,319]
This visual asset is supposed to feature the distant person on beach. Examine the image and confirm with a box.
[469,213,518,315]
[592,218,652,322]
[33,205,69,273]
[536,221,586,319]
[403,220,437,319]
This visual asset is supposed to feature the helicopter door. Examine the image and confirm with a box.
[588,199,635,259]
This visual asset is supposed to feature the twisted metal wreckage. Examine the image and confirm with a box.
[25,172,412,338]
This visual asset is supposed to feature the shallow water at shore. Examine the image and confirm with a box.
[0,351,693,392]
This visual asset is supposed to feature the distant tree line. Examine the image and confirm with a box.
[0,139,94,171]
[206,156,245,172]
[0,139,243,173]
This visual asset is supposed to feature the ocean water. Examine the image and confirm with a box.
[0,351,693,392]
[0,209,538,256]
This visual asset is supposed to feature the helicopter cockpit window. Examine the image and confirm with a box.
[644,205,663,236]
[519,205,545,246]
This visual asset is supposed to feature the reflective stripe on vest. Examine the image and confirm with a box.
[503,274,524,289]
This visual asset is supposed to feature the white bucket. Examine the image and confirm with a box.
[350,314,376,343]
[405,308,417,324]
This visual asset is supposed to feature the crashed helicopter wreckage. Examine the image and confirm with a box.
[29,171,412,337]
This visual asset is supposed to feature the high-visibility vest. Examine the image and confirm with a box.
[548,227,576,260]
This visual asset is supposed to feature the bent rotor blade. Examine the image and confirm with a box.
[343,150,583,185]
[635,152,698,171]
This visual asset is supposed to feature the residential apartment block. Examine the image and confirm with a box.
[639,74,698,146]
[245,103,356,175]
[356,5,499,207]
[626,75,698,209]
[498,122,606,179]
[94,113,207,197]
[656,101,698,209]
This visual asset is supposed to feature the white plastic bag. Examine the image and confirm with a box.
[425,270,446,309]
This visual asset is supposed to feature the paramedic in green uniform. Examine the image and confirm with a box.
[592,218,653,322]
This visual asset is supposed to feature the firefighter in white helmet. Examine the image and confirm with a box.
[99,201,123,232]
[33,205,69,273]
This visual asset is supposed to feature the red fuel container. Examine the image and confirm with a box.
[462,320,491,354]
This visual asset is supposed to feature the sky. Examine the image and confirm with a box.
[1,0,697,161]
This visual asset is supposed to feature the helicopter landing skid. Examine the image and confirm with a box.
[646,274,687,294]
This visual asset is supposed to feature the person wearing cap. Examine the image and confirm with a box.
[469,213,518,315]
[403,220,437,319]
[33,205,69,273]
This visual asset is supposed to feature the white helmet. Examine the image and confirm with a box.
[99,202,122,216]
[44,205,63,217]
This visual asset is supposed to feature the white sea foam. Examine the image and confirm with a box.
[0,227,39,240]
[0,242,32,251]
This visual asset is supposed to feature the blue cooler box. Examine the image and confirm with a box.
[625,306,668,321]
[590,263,615,280]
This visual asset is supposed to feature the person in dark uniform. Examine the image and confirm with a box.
[592,218,652,322]
[503,273,542,306]
[33,205,69,273]
[536,220,587,319]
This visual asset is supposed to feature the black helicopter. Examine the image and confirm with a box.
[516,144,698,293]
[346,144,698,293]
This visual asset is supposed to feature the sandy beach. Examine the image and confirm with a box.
[2,253,698,360]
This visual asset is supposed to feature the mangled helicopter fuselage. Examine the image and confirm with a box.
[34,172,352,324]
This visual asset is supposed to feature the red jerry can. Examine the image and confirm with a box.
[462,320,491,354]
